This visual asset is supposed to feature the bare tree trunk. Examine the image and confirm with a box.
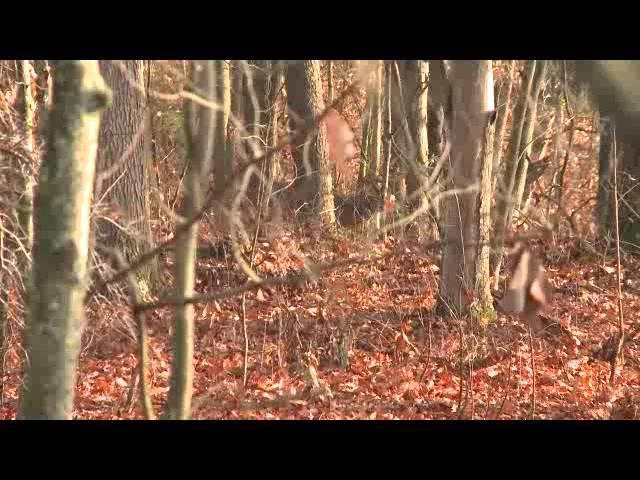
[548,82,565,217]
[512,61,548,213]
[377,62,394,231]
[492,60,537,288]
[286,61,336,227]
[17,60,35,252]
[213,61,230,192]
[387,61,407,206]
[614,127,640,245]
[265,64,283,183]
[426,60,451,224]
[597,115,615,234]
[359,61,383,186]
[228,60,247,163]
[521,109,556,211]
[439,60,495,318]
[19,61,110,419]
[401,60,429,213]
[492,60,517,193]
[95,60,158,292]
[165,61,216,420]
[327,60,334,104]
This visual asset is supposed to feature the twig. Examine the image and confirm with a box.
[241,293,249,388]
[495,353,513,419]
[610,125,625,384]
[418,318,432,383]
[457,322,465,419]
[528,326,536,419]
[469,358,475,420]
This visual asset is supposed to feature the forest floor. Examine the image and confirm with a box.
[1,227,639,420]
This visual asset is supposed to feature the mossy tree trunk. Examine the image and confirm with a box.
[19,60,110,419]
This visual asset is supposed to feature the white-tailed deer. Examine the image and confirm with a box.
[499,244,552,333]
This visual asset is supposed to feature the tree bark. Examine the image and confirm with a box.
[17,60,35,252]
[614,126,640,246]
[512,60,548,213]
[213,60,231,192]
[286,60,336,227]
[19,60,110,419]
[597,115,615,233]
[95,60,158,291]
[426,60,451,224]
[359,61,383,185]
[492,60,537,287]
[492,60,517,192]
[401,60,429,212]
[439,60,496,318]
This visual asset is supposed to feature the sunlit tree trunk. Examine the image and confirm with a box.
[440,60,496,319]
[17,60,36,252]
[512,61,547,213]
[286,60,336,227]
[19,61,110,419]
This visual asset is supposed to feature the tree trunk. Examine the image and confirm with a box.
[286,60,336,227]
[377,62,394,231]
[387,61,407,205]
[426,60,451,224]
[439,60,496,318]
[243,61,281,181]
[492,60,537,288]
[615,126,640,246]
[597,115,615,233]
[213,60,231,192]
[492,60,517,192]
[521,109,556,211]
[165,61,216,419]
[17,60,35,252]
[327,60,334,103]
[95,60,158,292]
[19,61,110,419]
[228,60,248,164]
[359,61,383,186]
[401,60,429,213]
[512,61,548,213]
